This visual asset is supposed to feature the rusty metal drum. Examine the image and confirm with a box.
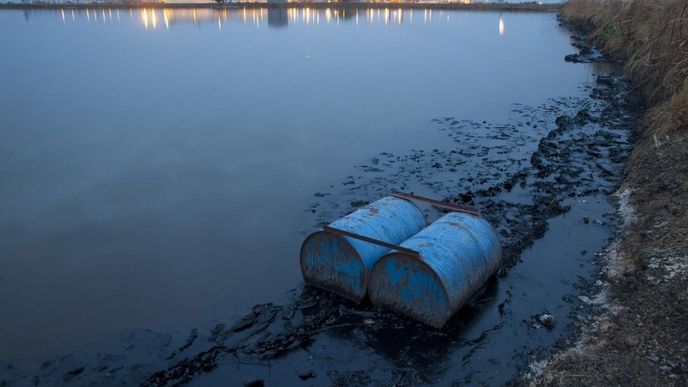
[300,196,426,303]
[368,211,501,327]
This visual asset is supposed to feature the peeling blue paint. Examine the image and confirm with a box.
[300,196,426,302]
[369,212,501,327]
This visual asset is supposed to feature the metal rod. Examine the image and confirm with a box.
[391,191,481,216]
[323,225,420,258]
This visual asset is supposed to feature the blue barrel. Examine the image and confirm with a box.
[368,212,501,327]
[300,196,426,303]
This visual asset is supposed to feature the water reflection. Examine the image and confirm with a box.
[0,0,491,4]
[267,7,287,27]
[0,6,587,361]
[26,6,508,32]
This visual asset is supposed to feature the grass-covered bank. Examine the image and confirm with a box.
[528,1,688,385]
[562,0,688,135]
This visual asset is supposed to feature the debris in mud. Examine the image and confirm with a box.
[62,367,84,382]
[622,334,640,348]
[297,370,316,380]
[537,314,557,330]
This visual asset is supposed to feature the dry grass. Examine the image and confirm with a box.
[562,0,688,135]
[641,83,688,136]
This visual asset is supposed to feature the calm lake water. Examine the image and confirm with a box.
[0,7,592,361]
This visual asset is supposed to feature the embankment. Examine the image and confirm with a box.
[531,0,688,385]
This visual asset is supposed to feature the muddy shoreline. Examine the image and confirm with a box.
[525,13,688,387]
[0,19,645,386]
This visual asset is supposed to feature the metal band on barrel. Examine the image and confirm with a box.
[390,191,481,216]
[323,225,420,258]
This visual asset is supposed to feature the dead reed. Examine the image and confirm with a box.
[562,0,688,136]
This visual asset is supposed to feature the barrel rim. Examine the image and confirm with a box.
[368,251,451,328]
[299,229,368,303]
[436,211,504,273]
[472,214,503,272]
[392,196,425,221]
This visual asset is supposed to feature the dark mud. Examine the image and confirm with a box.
[0,28,643,387]
[526,14,688,387]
